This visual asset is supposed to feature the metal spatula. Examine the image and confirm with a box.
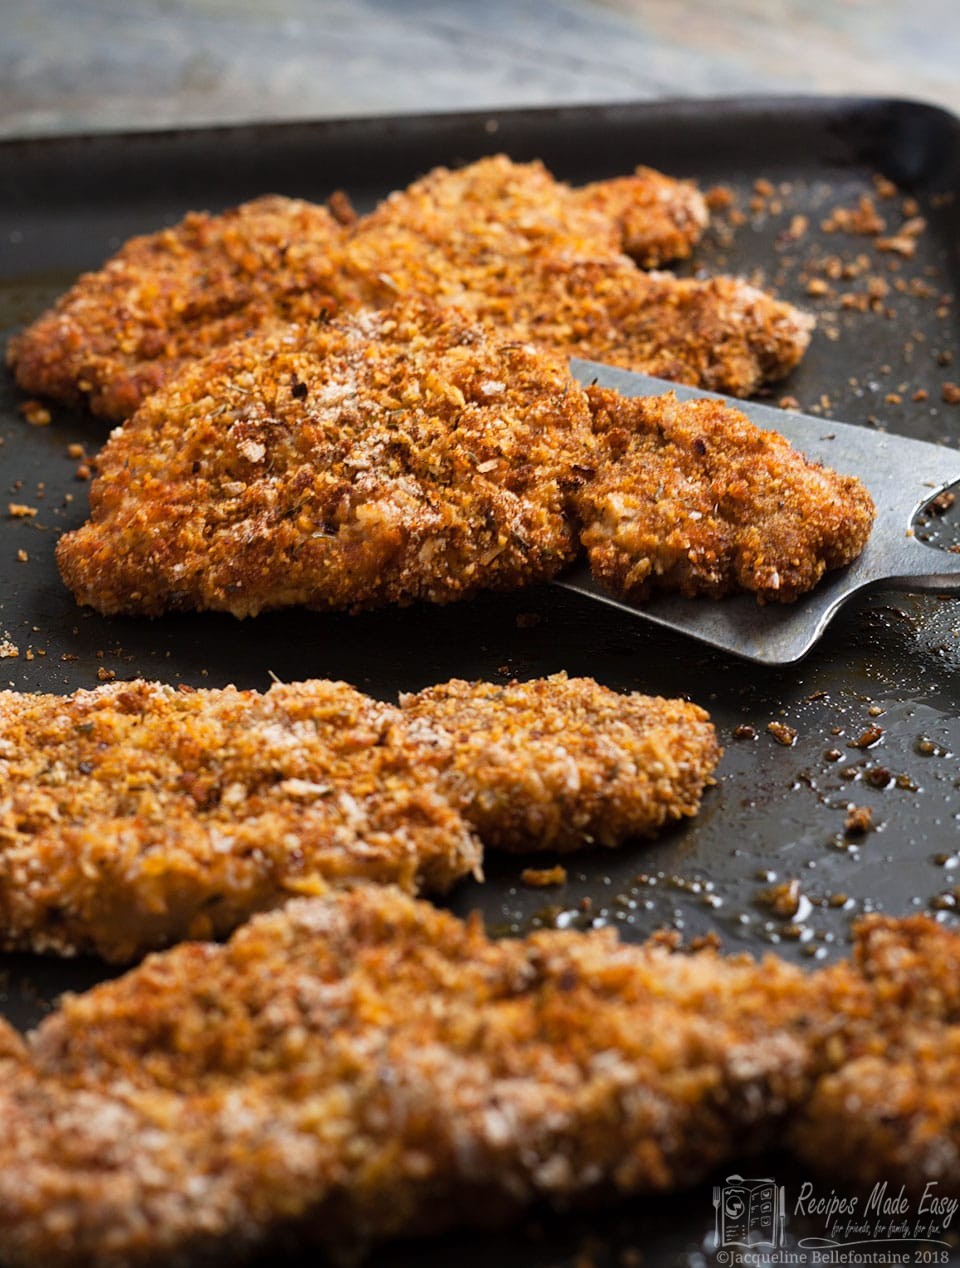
[556,360,960,665]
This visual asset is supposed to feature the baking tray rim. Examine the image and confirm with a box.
[1,91,958,155]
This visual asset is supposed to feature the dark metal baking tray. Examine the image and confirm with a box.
[2,97,960,1266]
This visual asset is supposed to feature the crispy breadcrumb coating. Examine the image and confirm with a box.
[56,300,592,618]
[568,165,709,266]
[792,915,960,1190]
[2,895,959,1267]
[339,157,812,396]
[0,679,481,962]
[7,196,351,421]
[0,887,815,1267]
[8,157,808,422]
[0,672,725,959]
[503,264,813,397]
[401,673,720,851]
[575,386,875,603]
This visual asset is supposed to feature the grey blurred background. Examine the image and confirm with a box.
[2,0,958,137]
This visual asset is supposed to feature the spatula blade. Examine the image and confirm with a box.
[556,361,960,665]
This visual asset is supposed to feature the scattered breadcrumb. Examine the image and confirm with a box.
[18,400,51,426]
[7,504,37,519]
[822,195,885,236]
[767,721,798,747]
[844,805,873,835]
[758,878,802,918]
[521,865,568,887]
[925,490,956,516]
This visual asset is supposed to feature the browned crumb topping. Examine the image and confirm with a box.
[9,157,813,422]
[339,157,812,398]
[56,300,592,619]
[0,887,819,1266]
[942,381,960,405]
[574,388,875,604]
[7,195,350,421]
[0,672,725,960]
[0,895,959,1265]
[790,916,960,1190]
[567,164,709,266]
[0,678,481,961]
[400,673,720,851]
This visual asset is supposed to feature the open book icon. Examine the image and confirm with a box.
[721,1175,780,1248]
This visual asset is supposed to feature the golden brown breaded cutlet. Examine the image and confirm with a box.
[3,895,960,1267]
[7,195,352,422]
[56,300,593,619]
[0,672,724,960]
[575,386,875,603]
[339,157,812,396]
[792,915,960,1191]
[0,678,481,962]
[8,157,807,423]
[0,887,816,1267]
[400,672,720,851]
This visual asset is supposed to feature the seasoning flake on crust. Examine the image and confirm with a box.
[401,672,720,851]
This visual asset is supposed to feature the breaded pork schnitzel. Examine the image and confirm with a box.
[1,892,958,1267]
[8,157,809,420]
[56,300,593,618]
[0,673,720,960]
[401,673,720,851]
[7,195,351,422]
[342,158,812,396]
[0,678,481,962]
[575,386,876,603]
[0,887,814,1267]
